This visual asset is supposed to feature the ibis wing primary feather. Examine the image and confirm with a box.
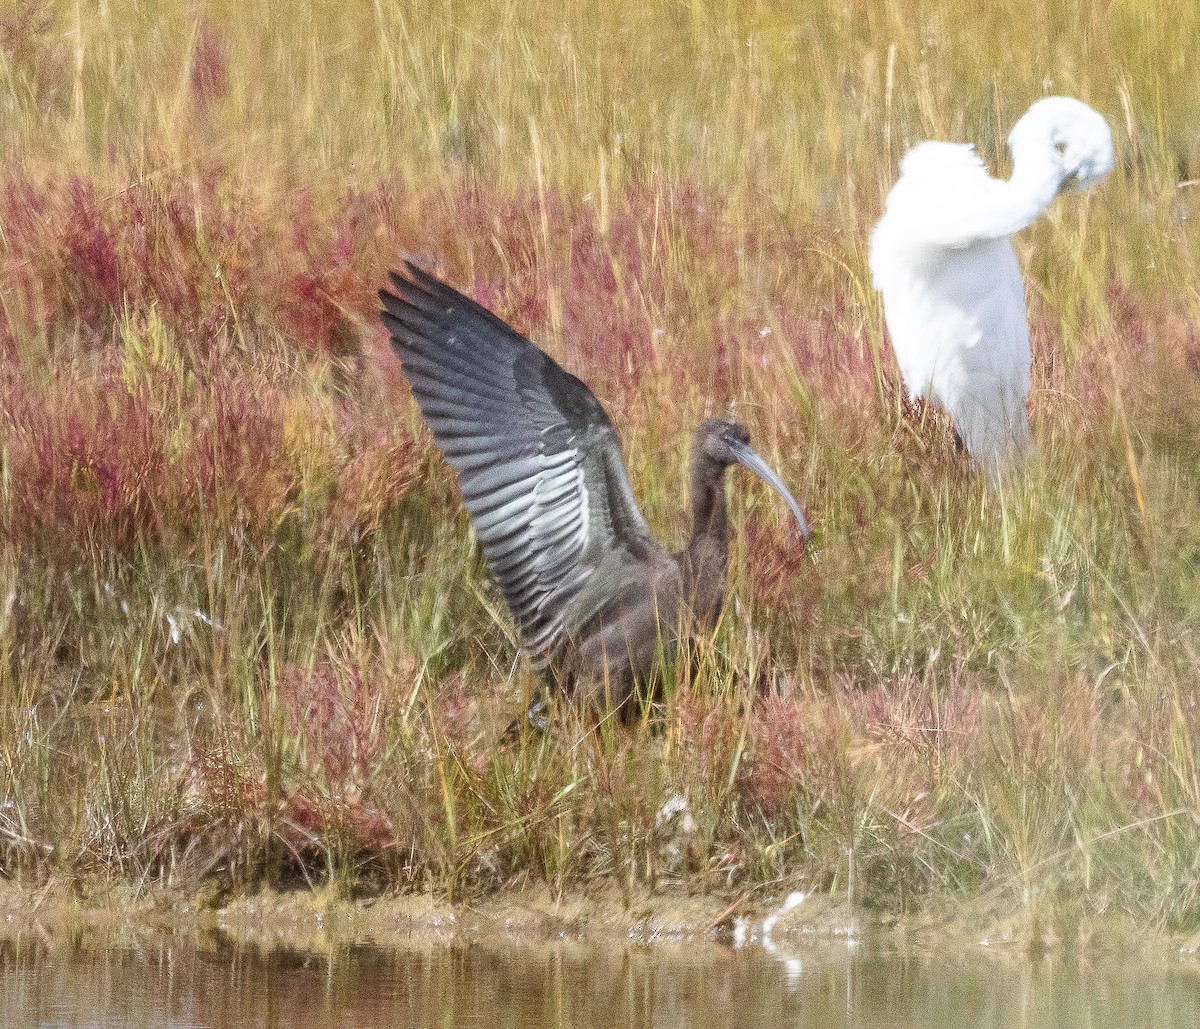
[379,261,655,667]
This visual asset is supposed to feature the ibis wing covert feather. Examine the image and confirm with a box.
[380,261,656,667]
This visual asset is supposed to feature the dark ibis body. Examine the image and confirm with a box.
[379,262,809,727]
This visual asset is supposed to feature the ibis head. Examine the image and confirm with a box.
[692,418,810,540]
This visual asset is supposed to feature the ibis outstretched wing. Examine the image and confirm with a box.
[380,262,656,666]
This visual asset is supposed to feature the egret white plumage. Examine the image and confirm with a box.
[869,96,1113,476]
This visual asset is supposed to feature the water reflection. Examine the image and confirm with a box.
[2,932,1199,1028]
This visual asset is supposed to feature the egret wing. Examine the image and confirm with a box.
[379,262,656,666]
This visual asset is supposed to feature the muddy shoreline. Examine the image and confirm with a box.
[2,882,1197,961]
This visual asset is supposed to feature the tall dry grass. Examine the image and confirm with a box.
[2,0,1200,936]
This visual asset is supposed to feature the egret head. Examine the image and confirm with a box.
[1008,97,1114,193]
[694,419,811,539]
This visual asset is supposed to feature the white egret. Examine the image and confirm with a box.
[869,96,1114,476]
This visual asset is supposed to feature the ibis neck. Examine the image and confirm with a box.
[687,457,729,554]
[683,457,730,625]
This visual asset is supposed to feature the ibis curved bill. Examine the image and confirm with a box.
[379,261,809,727]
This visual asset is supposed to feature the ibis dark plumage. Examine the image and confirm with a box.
[379,262,809,725]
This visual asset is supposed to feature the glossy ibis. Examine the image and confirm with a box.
[379,262,809,728]
[870,97,1113,477]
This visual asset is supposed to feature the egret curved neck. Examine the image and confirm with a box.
[996,147,1068,236]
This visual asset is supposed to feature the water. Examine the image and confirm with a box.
[2,933,1199,1028]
